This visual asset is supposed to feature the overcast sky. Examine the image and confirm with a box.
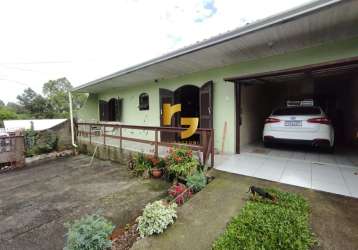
[0,0,310,104]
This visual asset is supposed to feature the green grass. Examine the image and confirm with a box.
[212,189,316,250]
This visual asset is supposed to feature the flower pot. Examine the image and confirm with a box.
[151,168,162,178]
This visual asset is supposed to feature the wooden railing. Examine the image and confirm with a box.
[76,122,215,167]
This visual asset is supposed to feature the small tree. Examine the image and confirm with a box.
[0,106,18,127]
[43,77,87,118]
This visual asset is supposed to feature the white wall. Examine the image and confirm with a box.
[240,84,270,146]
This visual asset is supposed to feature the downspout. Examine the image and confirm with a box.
[68,91,78,148]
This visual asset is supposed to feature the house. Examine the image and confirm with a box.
[4,119,72,150]
[4,119,68,131]
[73,0,358,160]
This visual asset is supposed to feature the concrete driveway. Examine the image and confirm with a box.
[0,155,169,250]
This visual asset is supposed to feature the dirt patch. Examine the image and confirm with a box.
[111,222,140,250]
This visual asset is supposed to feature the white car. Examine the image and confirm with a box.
[263,105,334,151]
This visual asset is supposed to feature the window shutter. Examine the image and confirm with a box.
[99,100,108,121]
[200,81,213,128]
[115,98,123,121]
[159,88,175,142]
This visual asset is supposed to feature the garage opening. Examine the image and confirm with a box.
[227,57,358,155]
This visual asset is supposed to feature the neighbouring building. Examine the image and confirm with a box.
[3,119,72,150]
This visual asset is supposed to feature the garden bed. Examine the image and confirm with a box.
[110,147,214,249]
[111,221,139,250]
[63,146,213,250]
[212,188,316,250]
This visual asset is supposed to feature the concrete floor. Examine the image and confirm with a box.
[132,170,358,250]
[215,143,358,198]
[0,155,169,250]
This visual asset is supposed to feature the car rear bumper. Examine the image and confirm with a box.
[263,124,334,147]
[263,136,331,148]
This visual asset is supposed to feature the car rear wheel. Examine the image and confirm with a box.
[327,144,335,154]
[264,141,272,148]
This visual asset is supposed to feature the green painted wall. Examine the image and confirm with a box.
[77,36,358,154]
[78,93,99,121]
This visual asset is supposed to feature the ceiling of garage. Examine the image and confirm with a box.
[73,0,358,93]
[225,56,358,84]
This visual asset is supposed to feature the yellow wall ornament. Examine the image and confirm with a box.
[162,103,199,139]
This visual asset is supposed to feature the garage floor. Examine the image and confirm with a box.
[215,143,358,198]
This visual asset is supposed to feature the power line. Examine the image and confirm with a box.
[0,60,74,65]
[0,58,104,65]
[0,64,47,74]
[0,78,30,87]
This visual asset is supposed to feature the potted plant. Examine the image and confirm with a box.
[132,153,152,178]
[148,156,165,178]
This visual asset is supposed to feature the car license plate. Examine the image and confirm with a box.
[284,121,302,127]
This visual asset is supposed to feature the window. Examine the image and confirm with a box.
[272,106,322,116]
[139,93,149,110]
[99,98,122,121]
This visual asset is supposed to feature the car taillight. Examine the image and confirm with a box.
[307,117,331,124]
[265,117,281,124]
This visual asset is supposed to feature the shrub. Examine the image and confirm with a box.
[64,214,115,250]
[136,200,177,238]
[212,189,316,250]
[24,129,58,156]
[166,147,198,178]
[168,183,192,205]
[35,131,58,153]
[186,171,207,192]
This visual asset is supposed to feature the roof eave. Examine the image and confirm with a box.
[72,0,342,92]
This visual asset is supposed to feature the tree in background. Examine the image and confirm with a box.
[16,88,38,109]
[43,77,86,118]
[1,78,87,124]
[31,95,56,118]
[16,88,55,118]
[0,105,18,127]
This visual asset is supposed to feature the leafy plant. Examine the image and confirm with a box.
[157,158,166,169]
[147,155,166,169]
[64,214,115,250]
[24,129,58,157]
[166,147,198,178]
[136,200,177,238]
[132,152,152,176]
[168,183,192,205]
[186,171,207,192]
[212,189,316,250]
[36,130,58,152]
